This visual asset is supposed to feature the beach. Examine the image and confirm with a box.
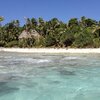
[0,48,100,53]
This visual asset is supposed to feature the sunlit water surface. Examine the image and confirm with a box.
[0,52,100,100]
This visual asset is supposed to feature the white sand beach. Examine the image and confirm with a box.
[0,48,100,53]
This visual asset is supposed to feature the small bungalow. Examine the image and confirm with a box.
[19,29,41,42]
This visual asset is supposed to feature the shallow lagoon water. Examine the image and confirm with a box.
[0,52,100,100]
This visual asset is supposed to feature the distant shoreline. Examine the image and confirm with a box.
[0,48,100,53]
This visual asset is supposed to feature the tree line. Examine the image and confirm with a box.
[0,16,100,48]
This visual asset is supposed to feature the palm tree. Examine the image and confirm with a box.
[68,18,79,27]
[38,17,45,25]
[31,18,38,28]
[0,16,4,26]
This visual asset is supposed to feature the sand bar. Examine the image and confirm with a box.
[0,48,100,53]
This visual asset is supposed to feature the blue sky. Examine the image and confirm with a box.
[1,0,100,25]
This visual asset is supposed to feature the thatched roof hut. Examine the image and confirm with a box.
[31,30,41,38]
[19,30,31,39]
[19,30,40,40]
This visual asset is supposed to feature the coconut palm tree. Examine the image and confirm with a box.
[0,16,4,26]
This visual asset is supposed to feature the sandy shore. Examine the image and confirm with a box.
[0,48,100,53]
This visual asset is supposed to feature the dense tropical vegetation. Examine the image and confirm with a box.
[0,16,100,48]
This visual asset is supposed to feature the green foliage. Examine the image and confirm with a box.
[34,37,45,47]
[45,34,56,47]
[18,38,35,48]
[5,41,18,47]
[1,16,100,48]
[93,38,100,48]
[68,18,79,27]
[0,41,5,47]
[72,29,93,48]
[0,16,4,22]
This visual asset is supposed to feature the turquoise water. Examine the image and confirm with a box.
[0,52,100,100]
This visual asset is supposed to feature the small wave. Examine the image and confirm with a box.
[64,57,79,60]
[15,58,37,63]
[63,57,81,60]
[25,58,51,63]
[0,66,5,68]
[37,59,50,63]
[12,58,51,64]
[4,56,12,59]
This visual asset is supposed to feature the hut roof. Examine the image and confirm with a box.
[31,29,40,37]
[19,30,40,39]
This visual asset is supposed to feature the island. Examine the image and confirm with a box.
[0,16,100,49]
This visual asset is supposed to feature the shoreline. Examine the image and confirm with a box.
[0,48,100,53]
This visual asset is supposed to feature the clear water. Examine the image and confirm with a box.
[0,52,100,100]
